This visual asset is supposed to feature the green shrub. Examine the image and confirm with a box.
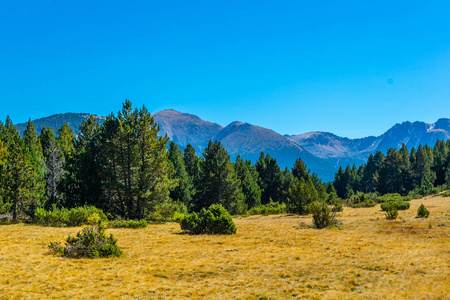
[48,225,122,258]
[385,204,398,220]
[431,188,440,195]
[327,192,339,205]
[442,191,450,197]
[407,190,423,199]
[376,193,411,203]
[170,211,186,223]
[332,203,343,212]
[146,201,188,223]
[180,204,236,235]
[347,193,377,208]
[380,201,410,211]
[34,205,107,227]
[416,204,430,218]
[308,201,338,229]
[248,201,287,216]
[106,219,148,229]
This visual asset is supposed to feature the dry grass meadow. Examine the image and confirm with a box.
[0,195,449,299]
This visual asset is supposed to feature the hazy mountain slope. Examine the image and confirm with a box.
[287,118,450,165]
[15,113,105,136]
[213,121,334,178]
[153,109,223,152]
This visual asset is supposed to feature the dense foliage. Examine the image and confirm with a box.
[34,205,107,227]
[334,141,450,198]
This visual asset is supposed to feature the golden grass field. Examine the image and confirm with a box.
[0,196,449,299]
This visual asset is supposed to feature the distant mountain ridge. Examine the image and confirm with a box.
[14,111,450,182]
[15,113,106,136]
[285,119,450,164]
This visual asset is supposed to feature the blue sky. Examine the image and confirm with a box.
[1,0,449,138]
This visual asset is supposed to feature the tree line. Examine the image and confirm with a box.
[1,101,449,221]
[0,101,340,220]
[333,140,450,198]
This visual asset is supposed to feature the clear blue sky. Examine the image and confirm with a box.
[1,0,449,138]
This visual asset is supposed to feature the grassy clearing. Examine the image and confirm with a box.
[0,196,449,299]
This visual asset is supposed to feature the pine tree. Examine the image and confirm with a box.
[255,152,285,204]
[97,102,176,219]
[292,158,310,181]
[288,177,318,214]
[197,140,246,214]
[412,145,436,188]
[184,144,201,196]
[23,119,44,164]
[65,116,103,208]
[378,148,404,194]
[2,119,45,219]
[311,172,327,201]
[168,141,193,209]
[134,105,176,219]
[57,122,75,158]
[432,140,449,186]
[235,155,261,209]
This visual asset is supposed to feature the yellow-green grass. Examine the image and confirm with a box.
[0,196,449,299]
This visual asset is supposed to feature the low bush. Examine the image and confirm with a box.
[48,225,122,258]
[385,204,398,220]
[106,219,148,229]
[0,216,19,225]
[146,201,188,223]
[442,191,450,197]
[431,188,440,195]
[332,203,343,212]
[34,205,107,227]
[347,193,377,208]
[407,190,423,199]
[248,201,287,216]
[416,204,430,218]
[380,201,410,211]
[376,193,412,203]
[170,211,186,223]
[308,201,338,229]
[180,204,236,235]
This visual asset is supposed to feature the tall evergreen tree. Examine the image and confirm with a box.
[168,141,193,210]
[292,158,310,181]
[197,140,245,214]
[288,176,318,214]
[255,152,285,204]
[2,119,45,219]
[235,155,261,208]
[57,122,76,158]
[184,143,201,192]
[432,140,449,186]
[412,145,436,188]
[378,148,404,194]
[134,105,176,219]
[65,116,102,208]
[23,119,44,164]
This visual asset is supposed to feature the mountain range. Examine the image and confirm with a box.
[15,110,450,182]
